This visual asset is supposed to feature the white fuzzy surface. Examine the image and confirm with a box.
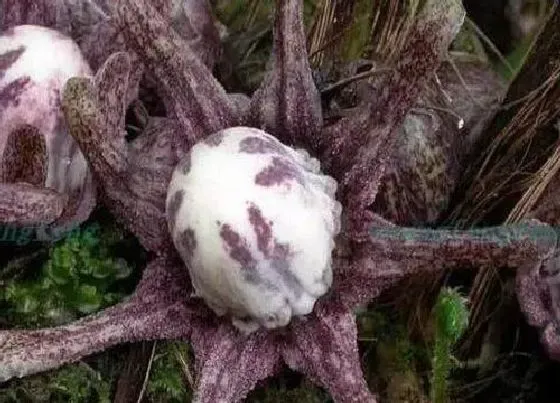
[167,127,342,333]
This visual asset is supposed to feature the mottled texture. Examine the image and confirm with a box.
[220,223,257,269]
[249,0,323,150]
[0,183,68,224]
[166,127,340,333]
[0,47,26,78]
[1,0,222,107]
[0,1,556,402]
[516,239,560,361]
[321,1,465,235]
[0,25,95,227]
[283,305,375,403]
[519,122,560,360]
[166,189,184,233]
[62,54,183,252]
[111,0,236,144]
[0,256,196,381]
[165,0,222,68]
[239,135,288,155]
[373,61,506,226]
[0,125,47,185]
[255,157,303,187]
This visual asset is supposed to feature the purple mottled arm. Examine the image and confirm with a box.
[170,0,222,68]
[368,220,556,267]
[0,183,67,224]
[189,323,281,402]
[62,53,180,252]
[249,0,323,150]
[62,52,129,176]
[0,257,197,383]
[141,0,221,68]
[322,0,464,218]
[335,220,557,308]
[517,263,554,334]
[516,243,560,361]
[93,52,131,141]
[283,305,377,403]
[111,0,236,143]
[517,259,560,361]
[539,322,560,361]
[0,301,166,383]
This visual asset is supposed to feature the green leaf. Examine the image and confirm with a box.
[16,294,39,314]
[46,260,72,285]
[75,285,102,314]
[91,260,114,279]
[435,288,469,342]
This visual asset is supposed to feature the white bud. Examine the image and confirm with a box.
[0,25,91,196]
[166,127,342,333]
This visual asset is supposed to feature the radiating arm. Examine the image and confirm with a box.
[110,0,236,144]
[249,0,323,151]
[335,220,556,308]
[322,0,465,224]
[283,305,377,402]
[62,52,175,252]
[0,256,197,383]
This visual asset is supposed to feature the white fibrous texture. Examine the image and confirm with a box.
[166,127,342,333]
[0,25,91,196]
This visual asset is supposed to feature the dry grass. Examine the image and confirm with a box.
[459,59,560,342]
[505,68,560,222]
[307,0,422,69]
[441,3,560,363]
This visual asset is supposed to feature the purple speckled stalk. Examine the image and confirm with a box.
[0,256,196,383]
[333,220,557,308]
[283,305,377,403]
[63,52,130,175]
[0,183,67,224]
[516,242,560,361]
[322,1,465,230]
[62,52,180,253]
[0,299,181,382]
[111,0,237,144]
[190,322,281,403]
[249,0,323,151]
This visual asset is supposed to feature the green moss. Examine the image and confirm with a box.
[0,362,111,403]
[358,307,425,373]
[430,288,469,403]
[0,220,138,401]
[147,342,192,403]
[1,222,134,327]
